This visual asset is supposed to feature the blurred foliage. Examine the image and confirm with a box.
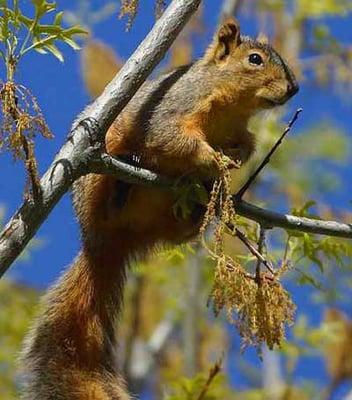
[166,361,234,400]
[0,280,39,398]
[296,0,352,19]
[1,0,352,399]
[80,39,121,98]
[323,309,352,386]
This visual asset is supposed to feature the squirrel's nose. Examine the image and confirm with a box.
[287,80,299,97]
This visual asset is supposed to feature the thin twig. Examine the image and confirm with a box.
[255,225,266,283]
[235,108,303,200]
[227,222,275,275]
[196,358,223,400]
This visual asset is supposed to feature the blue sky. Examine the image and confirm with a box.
[1,1,352,398]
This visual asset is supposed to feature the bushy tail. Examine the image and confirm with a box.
[20,241,131,400]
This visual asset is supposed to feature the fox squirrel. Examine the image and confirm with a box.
[20,18,298,400]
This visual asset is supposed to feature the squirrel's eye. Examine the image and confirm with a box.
[248,53,263,65]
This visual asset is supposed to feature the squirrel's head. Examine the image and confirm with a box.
[204,18,299,110]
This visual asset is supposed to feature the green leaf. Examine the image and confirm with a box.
[54,11,63,25]
[31,0,56,18]
[19,14,35,28]
[44,43,63,62]
[34,24,63,35]
[297,269,322,289]
[172,179,209,220]
[34,46,47,54]
[62,36,80,50]
[292,200,319,218]
[63,26,88,36]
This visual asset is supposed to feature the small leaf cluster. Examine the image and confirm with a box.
[0,0,87,69]
[281,201,352,289]
[173,178,209,220]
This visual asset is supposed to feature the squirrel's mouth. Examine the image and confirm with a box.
[259,81,299,108]
[262,91,297,107]
[261,97,285,108]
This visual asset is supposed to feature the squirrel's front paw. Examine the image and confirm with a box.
[223,147,249,168]
[193,142,221,179]
[220,153,242,169]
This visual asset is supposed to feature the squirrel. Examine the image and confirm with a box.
[20,18,298,400]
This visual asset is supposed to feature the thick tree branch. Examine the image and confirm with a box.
[0,0,202,278]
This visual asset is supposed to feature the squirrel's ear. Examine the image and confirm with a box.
[205,17,241,63]
[256,32,269,45]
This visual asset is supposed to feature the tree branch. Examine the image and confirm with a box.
[228,224,275,275]
[90,153,352,240]
[235,201,352,238]
[126,315,176,393]
[0,0,202,278]
[196,358,223,400]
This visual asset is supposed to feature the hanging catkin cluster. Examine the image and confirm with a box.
[200,153,296,353]
[0,80,52,197]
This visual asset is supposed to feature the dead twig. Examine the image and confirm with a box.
[196,358,223,400]
[227,222,275,276]
[235,108,303,201]
[255,225,266,284]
